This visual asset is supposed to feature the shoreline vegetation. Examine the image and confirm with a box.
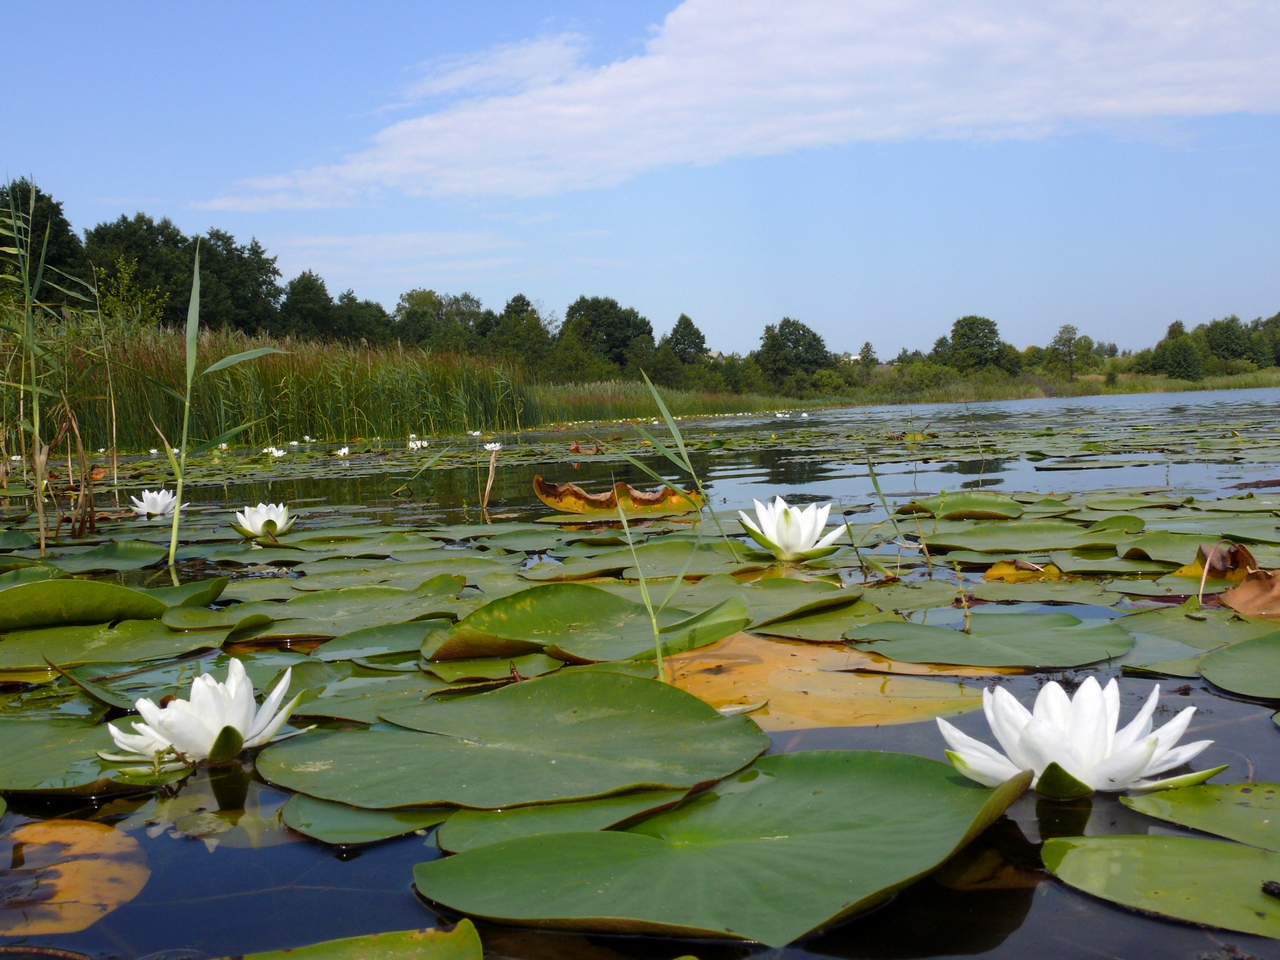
[5,177,1280,455]
[4,324,1280,455]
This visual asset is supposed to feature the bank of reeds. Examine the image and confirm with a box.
[0,326,795,453]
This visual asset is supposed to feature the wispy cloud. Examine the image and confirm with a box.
[208,0,1280,208]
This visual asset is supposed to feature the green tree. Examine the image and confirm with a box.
[949,316,1002,371]
[857,340,878,369]
[665,314,707,365]
[277,271,334,339]
[1049,324,1082,380]
[753,317,832,384]
[996,342,1023,375]
[928,335,952,366]
[1022,345,1046,369]
[488,294,554,368]
[97,255,168,327]
[1249,330,1275,369]
[0,179,86,298]
[331,290,391,344]
[1165,336,1204,381]
[563,296,653,368]
[1165,320,1187,339]
[1203,315,1249,360]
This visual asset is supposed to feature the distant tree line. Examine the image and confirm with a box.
[4,178,1276,397]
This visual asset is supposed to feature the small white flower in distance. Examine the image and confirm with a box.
[484,442,502,452]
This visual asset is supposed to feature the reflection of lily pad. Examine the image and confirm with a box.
[1122,783,1280,851]
[846,612,1133,668]
[414,751,1029,947]
[0,820,150,934]
[1043,835,1280,939]
[260,671,768,809]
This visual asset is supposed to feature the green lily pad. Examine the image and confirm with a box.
[596,574,863,628]
[0,620,229,672]
[923,519,1129,555]
[294,557,515,592]
[137,577,228,607]
[436,790,686,854]
[897,492,1025,520]
[523,540,762,582]
[1048,552,1176,575]
[1042,835,1280,939]
[1111,576,1234,597]
[0,718,184,795]
[413,751,1029,947]
[431,583,748,663]
[865,580,971,612]
[0,580,168,631]
[291,670,452,723]
[46,539,169,573]
[281,793,451,845]
[755,600,901,642]
[259,671,769,809]
[228,920,482,960]
[313,621,451,662]
[1122,532,1220,566]
[0,529,35,551]
[846,612,1133,668]
[422,654,563,683]
[0,565,66,590]
[1199,633,1280,699]
[1122,783,1280,851]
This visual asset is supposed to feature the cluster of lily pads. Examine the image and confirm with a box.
[5,429,1280,950]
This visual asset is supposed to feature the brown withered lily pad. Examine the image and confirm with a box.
[1222,569,1280,617]
[533,475,703,517]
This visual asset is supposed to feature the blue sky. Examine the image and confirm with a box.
[6,1,1280,355]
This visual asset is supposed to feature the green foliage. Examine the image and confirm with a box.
[0,179,86,300]
[1164,336,1204,381]
[948,316,1002,371]
[665,313,706,364]
[755,317,832,385]
[563,295,653,368]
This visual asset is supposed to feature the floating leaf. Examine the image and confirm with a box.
[422,654,563,683]
[0,719,182,795]
[846,612,1133,668]
[1111,576,1234,598]
[0,820,150,934]
[0,580,167,631]
[436,790,685,854]
[864,579,968,612]
[971,580,1121,605]
[597,573,863,628]
[533,475,702,517]
[260,671,768,809]
[413,751,1029,947]
[754,599,901,642]
[291,670,451,724]
[1122,783,1280,851]
[668,632,984,730]
[137,577,228,607]
[225,920,484,960]
[0,619,229,672]
[47,539,168,573]
[282,794,451,845]
[1199,633,1280,698]
[1042,835,1280,939]
[313,621,451,662]
[923,519,1129,555]
[897,492,1024,520]
[1222,569,1280,617]
[523,540,763,583]
[432,583,746,663]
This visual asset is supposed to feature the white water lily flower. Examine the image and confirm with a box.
[303,435,313,442]
[149,448,159,455]
[262,446,287,458]
[288,440,299,446]
[335,446,349,457]
[408,439,428,451]
[937,678,1220,798]
[218,442,229,451]
[484,442,502,452]
[232,502,296,538]
[103,658,304,765]
[409,434,417,440]
[130,489,180,517]
[467,430,481,437]
[9,454,21,461]
[738,496,845,562]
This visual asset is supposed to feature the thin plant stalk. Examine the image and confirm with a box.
[481,446,498,515]
[166,242,201,569]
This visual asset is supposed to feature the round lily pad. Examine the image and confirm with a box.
[1122,783,1280,851]
[846,612,1133,668]
[258,671,769,809]
[0,580,167,631]
[413,750,1029,947]
[282,793,451,845]
[1199,633,1280,699]
[1043,835,1280,939]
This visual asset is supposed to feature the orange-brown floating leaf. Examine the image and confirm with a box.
[533,476,702,517]
[1222,569,1280,617]
[0,820,149,934]
[666,632,982,731]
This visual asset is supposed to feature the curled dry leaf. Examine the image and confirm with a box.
[533,475,703,517]
[1222,569,1280,617]
[0,820,150,934]
[1173,541,1258,582]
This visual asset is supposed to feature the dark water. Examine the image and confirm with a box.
[6,387,1280,960]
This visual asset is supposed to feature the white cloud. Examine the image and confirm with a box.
[210,0,1280,207]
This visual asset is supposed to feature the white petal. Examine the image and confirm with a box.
[247,668,293,742]
[936,717,1023,786]
[244,692,304,748]
[1067,676,1110,771]
[1085,735,1157,791]
[146,705,217,760]
[1102,678,1120,755]
[1148,706,1197,765]
[1032,682,1072,733]
[1142,739,1214,777]
[985,686,1033,769]
[1017,716,1085,781]
[1113,684,1160,752]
